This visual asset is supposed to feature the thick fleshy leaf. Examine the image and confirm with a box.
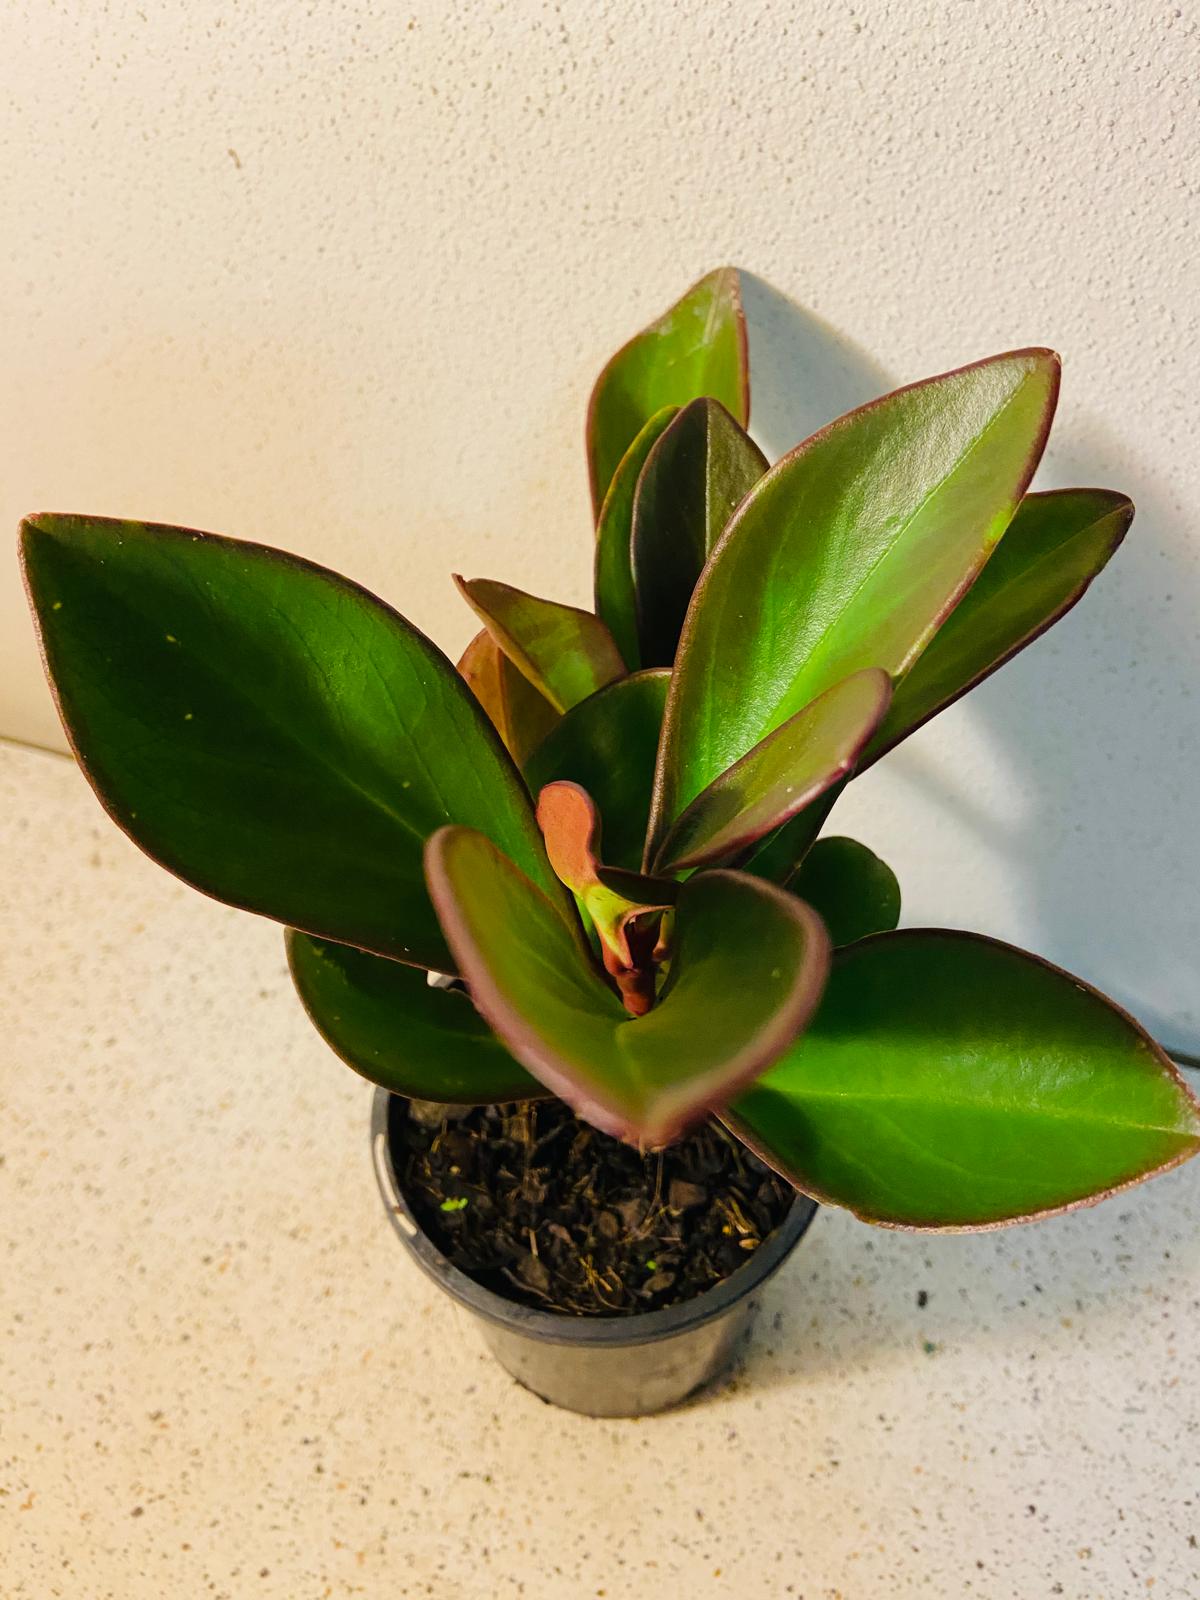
[632,399,767,667]
[457,629,559,765]
[594,406,680,668]
[454,576,625,714]
[286,930,543,1102]
[425,826,830,1145]
[790,836,900,945]
[648,350,1060,856]
[587,268,750,516]
[21,514,567,971]
[868,488,1134,761]
[727,931,1200,1229]
[693,489,1126,886]
[652,669,891,874]
[524,670,669,872]
[535,781,672,1015]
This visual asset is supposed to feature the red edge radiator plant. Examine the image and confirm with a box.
[21,268,1200,1232]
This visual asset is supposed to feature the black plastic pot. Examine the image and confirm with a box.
[371,1088,818,1417]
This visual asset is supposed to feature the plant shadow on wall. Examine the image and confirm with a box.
[742,273,1200,1060]
[961,444,1200,1056]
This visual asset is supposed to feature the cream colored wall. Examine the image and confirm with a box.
[2,0,1197,1049]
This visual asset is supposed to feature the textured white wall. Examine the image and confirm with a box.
[1,0,1197,1049]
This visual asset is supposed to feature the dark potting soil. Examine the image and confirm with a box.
[393,1097,795,1317]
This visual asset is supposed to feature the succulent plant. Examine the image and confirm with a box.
[22,269,1200,1231]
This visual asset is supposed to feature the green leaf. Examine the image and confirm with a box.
[648,350,1060,856]
[727,931,1200,1229]
[425,826,830,1145]
[652,668,890,874]
[457,628,559,766]
[286,930,544,1102]
[790,836,900,945]
[868,488,1134,761]
[454,576,625,714]
[524,670,669,872]
[632,399,767,668]
[21,514,568,971]
[587,268,750,516]
[594,406,680,668]
[739,789,843,885]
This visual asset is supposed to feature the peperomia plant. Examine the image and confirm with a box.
[22,268,1200,1232]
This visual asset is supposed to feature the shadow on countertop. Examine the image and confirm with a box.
[713,1146,1200,1400]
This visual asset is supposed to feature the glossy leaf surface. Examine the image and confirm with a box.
[22,514,566,971]
[728,931,1200,1228]
[594,406,679,668]
[649,350,1060,854]
[455,576,625,714]
[457,628,559,765]
[652,668,890,874]
[632,399,767,667]
[426,826,830,1145]
[790,836,900,945]
[587,268,749,515]
[870,488,1133,761]
[287,930,543,1101]
[740,789,842,885]
[524,670,669,872]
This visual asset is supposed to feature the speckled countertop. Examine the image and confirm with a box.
[3,739,1198,1600]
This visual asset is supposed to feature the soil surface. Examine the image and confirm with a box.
[391,1096,795,1317]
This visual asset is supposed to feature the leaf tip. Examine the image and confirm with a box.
[535,780,600,893]
[1177,1065,1200,1141]
[1014,343,1062,408]
[17,512,68,572]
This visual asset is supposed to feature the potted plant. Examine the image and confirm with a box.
[21,269,1200,1418]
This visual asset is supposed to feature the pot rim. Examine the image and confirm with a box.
[371,1087,818,1348]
